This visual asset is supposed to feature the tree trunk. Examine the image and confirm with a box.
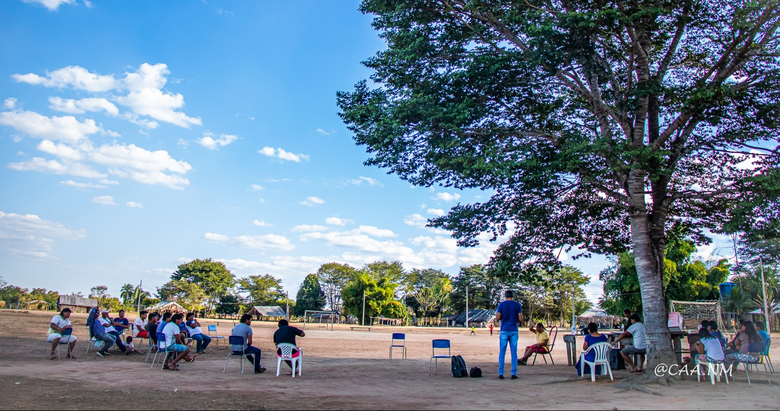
[628,172,677,373]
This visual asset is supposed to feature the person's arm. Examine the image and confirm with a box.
[137,321,147,332]
[495,312,502,322]
[296,328,306,338]
[247,334,253,346]
[50,322,62,333]
[614,331,631,344]
[517,312,523,324]
[175,332,185,345]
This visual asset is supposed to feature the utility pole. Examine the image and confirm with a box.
[136,280,142,314]
[362,289,366,326]
[286,291,289,319]
[760,257,771,334]
[465,286,469,329]
[571,284,576,334]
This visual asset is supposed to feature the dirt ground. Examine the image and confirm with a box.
[1,310,778,410]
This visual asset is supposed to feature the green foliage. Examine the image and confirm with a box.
[238,274,286,307]
[120,283,135,307]
[172,259,235,312]
[362,260,405,283]
[450,264,506,313]
[342,273,404,324]
[316,262,358,313]
[724,287,754,314]
[294,274,326,316]
[157,279,206,312]
[402,268,452,317]
[521,266,591,324]
[215,294,243,315]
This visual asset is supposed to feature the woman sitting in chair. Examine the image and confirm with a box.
[693,328,725,363]
[726,321,762,363]
[575,322,609,376]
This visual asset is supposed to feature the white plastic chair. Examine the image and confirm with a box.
[695,357,730,385]
[579,342,613,382]
[276,343,302,377]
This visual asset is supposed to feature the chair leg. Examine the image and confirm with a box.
[291,359,295,378]
[277,356,282,377]
[223,353,229,374]
[548,353,554,365]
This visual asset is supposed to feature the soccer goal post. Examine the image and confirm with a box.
[302,310,336,330]
[669,300,724,331]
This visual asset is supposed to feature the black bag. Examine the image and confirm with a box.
[609,348,625,370]
[451,355,468,378]
[469,366,482,378]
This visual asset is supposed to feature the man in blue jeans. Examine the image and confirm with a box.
[231,314,267,373]
[495,290,523,379]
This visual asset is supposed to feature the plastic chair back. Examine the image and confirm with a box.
[748,341,766,354]
[277,343,298,359]
[208,325,218,332]
[547,326,558,352]
[228,335,245,354]
[432,339,451,357]
[391,333,405,346]
[156,332,168,350]
[584,341,611,361]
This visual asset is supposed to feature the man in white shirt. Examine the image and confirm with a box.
[185,312,211,354]
[161,313,195,370]
[133,311,149,338]
[48,308,78,359]
[614,314,647,373]
[99,310,127,353]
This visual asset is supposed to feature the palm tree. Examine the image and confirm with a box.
[724,287,754,316]
[119,283,135,308]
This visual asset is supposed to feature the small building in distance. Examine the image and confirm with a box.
[248,305,287,321]
[57,295,99,313]
[146,301,187,314]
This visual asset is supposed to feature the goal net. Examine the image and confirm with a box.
[302,310,336,330]
[669,300,724,331]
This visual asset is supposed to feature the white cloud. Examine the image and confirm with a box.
[291,224,328,232]
[204,232,295,251]
[300,229,419,264]
[3,98,16,109]
[316,128,330,136]
[253,220,271,227]
[8,157,106,179]
[325,217,349,226]
[100,178,119,185]
[427,208,446,216]
[403,213,428,228]
[88,143,192,190]
[0,110,106,143]
[127,201,143,208]
[258,147,310,162]
[92,195,116,206]
[48,97,119,116]
[60,180,106,189]
[197,132,237,150]
[346,176,382,186]
[177,138,189,148]
[249,184,264,191]
[301,196,325,207]
[12,65,118,91]
[37,140,84,161]
[0,211,85,260]
[358,225,397,238]
[433,192,462,202]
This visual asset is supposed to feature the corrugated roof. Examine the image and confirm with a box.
[453,309,496,325]
[248,306,287,317]
[147,301,186,311]
[58,295,98,307]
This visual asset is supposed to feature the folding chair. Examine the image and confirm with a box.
[579,342,613,382]
[276,343,302,377]
[208,325,227,350]
[531,326,557,365]
[695,357,729,385]
[223,336,254,375]
[429,339,451,375]
[44,328,73,360]
[150,332,174,370]
[144,332,158,363]
[390,333,407,360]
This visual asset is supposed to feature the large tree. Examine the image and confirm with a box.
[172,259,235,312]
[338,0,780,376]
[295,274,327,316]
[238,274,287,307]
[316,262,358,314]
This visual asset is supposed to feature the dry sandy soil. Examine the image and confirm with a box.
[0,310,778,410]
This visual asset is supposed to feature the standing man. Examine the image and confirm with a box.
[622,309,632,331]
[495,290,523,380]
[470,325,476,336]
[47,308,78,359]
[231,314,267,374]
[273,319,305,373]
[489,323,494,336]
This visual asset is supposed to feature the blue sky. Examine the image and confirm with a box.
[0,0,737,304]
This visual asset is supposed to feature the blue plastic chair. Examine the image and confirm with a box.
[730,342,771,386]
[150,332,174,370]
[44,327,74,360]
[223,335,254,374]
[430,339,451,375]
[208,324,227,350]
[389,333,406,360]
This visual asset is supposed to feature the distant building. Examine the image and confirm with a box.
[247,305,287,321]
[57,295,99,313]
[146,301,187,314]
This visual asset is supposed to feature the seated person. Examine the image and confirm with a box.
[133,311,149,339]
[726,320,762,363]
[704,320,727,348]
[158,312,172,338]
[273,319,305,373]
[724,320,745,355]
[614,314,647,373]
[693,328,725,363]
[89,307,116,358]
[114,309,131,337]
[161,313,196,371]
[146,313,160,345]
[124,336,143,355]
[517,323,549,365]
[185,313,211,354]
[574,322,609,376]
[231,314,266,373]
[99,310,126,353]
[48,308,78,359]
[756,322,770,347]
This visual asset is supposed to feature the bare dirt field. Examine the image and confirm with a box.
[1,310,778,410]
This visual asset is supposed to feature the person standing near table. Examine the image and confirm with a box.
[622,309,632,331]
[495,290,523,380]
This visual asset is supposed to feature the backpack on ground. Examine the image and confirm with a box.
[451,355,468,378]
[469,366,482,378]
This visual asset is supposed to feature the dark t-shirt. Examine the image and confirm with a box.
[496,300,523,332]
[147,323,159,342]
[273,326,304,346]
[114,317,129,334]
